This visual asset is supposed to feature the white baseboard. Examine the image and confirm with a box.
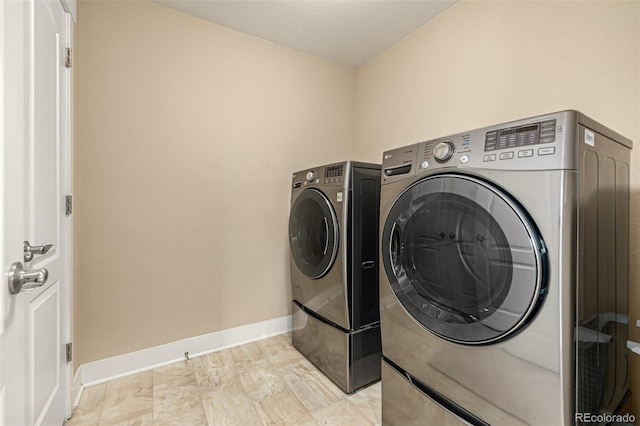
[71,367,84,408]
[77,315,292,390]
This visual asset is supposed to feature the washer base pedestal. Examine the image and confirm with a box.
[292,301,381,393]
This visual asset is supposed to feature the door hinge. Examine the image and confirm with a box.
[65,48,72,68]
[66,343,72,363]
[65,195,72,216]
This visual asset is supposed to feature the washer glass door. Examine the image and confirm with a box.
[383,174,547,344]
[289,188,339,279]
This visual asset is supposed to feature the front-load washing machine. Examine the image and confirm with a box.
[289,161,381,393]
[379,111,632,425]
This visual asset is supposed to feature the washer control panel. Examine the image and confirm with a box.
[433,140,455,163]
[417,114,568,172]
[418,132,472,168]
[481,118,558,164]
[323,164,344,182]
[292,163,346,189]
[382,111,575,179]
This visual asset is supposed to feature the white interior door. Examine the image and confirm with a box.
[1,0,72,425]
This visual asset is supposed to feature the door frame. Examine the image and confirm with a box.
[61,4,74,419]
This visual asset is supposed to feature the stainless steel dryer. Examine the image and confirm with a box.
[379,111,632,425]
[289,161,381,393]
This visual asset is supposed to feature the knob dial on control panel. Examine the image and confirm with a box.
[305,171,316,182]
[433,140,455,163]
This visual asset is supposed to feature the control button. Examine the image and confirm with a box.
[483,154,496,162]
[538,147,556,156]
[485,131,497,140]
[315,179,320,184]
[421,161,429,169]
[518,149,534,158]
[516,133,528,146]
[460,155,469,164]
[540,136,555,143]
[499,152,514,160]
[433,140,455,163]
[541,119,556,130]
[305,171,315,182]
[498,136,508,149]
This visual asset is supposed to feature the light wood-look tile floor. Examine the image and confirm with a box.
[66,333,381,425]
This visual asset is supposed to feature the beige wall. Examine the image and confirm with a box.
[355,0,640,415]
[76,0,640,414]
[74,0,354,366]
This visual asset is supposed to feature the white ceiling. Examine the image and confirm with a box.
[153,0,458,68]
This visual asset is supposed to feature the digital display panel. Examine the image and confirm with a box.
[324,165,344,178]
[484,119,556,152]
[498,125,538,137]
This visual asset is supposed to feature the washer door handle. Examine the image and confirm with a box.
[322,217,329,255]
[362,261,375,269]
[389,222,402,272]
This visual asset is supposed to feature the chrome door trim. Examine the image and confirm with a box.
[382,172,548,345]
[289,188,339,279]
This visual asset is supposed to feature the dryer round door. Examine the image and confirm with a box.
[289,188,339,279]
[382,174,547,344]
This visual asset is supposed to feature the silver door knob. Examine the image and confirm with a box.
[8,262,48,294]
[24,240,53,262]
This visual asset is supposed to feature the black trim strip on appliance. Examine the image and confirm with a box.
[293,300,379,334]
[610,389,631,418]
[293,300,352,333]
[384,164,412,177]
[383,357,490,426]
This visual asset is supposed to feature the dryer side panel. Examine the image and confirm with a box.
[577,123,631,418]
[348,165,381,329]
